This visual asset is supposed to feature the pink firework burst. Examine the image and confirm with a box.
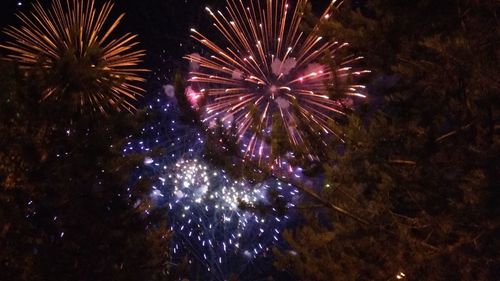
[185,0,369,165]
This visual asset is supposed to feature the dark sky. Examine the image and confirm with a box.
[0,0,333,86]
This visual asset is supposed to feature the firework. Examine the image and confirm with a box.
[156,158,298,280]
[0,0,147,113]
[186,0,369,164]
[185,86,204,110]
[125,83,299,280]
[123,92,204,163]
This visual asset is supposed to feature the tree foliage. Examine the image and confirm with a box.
[275,0,500,280]
[0,60,172,280]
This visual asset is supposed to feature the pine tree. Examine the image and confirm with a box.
[274,0,500,280]
[0,61,173,280]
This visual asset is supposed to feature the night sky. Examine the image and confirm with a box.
[1,0,333,89]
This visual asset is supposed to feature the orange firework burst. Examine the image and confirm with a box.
[186,0,370,164]
[0,0,147,113]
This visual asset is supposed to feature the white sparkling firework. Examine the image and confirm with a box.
[154,158,298,279]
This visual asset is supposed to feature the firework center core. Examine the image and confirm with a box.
[266,83,290,99]
[268,85,278,94]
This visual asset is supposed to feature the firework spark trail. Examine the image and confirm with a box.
[125,91,299,280]
[123,93,204,164]
[186,0,370,165]
[0,0,147,113]
[154,158,299,280]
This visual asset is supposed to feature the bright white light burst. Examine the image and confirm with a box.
[153,158,298,278]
